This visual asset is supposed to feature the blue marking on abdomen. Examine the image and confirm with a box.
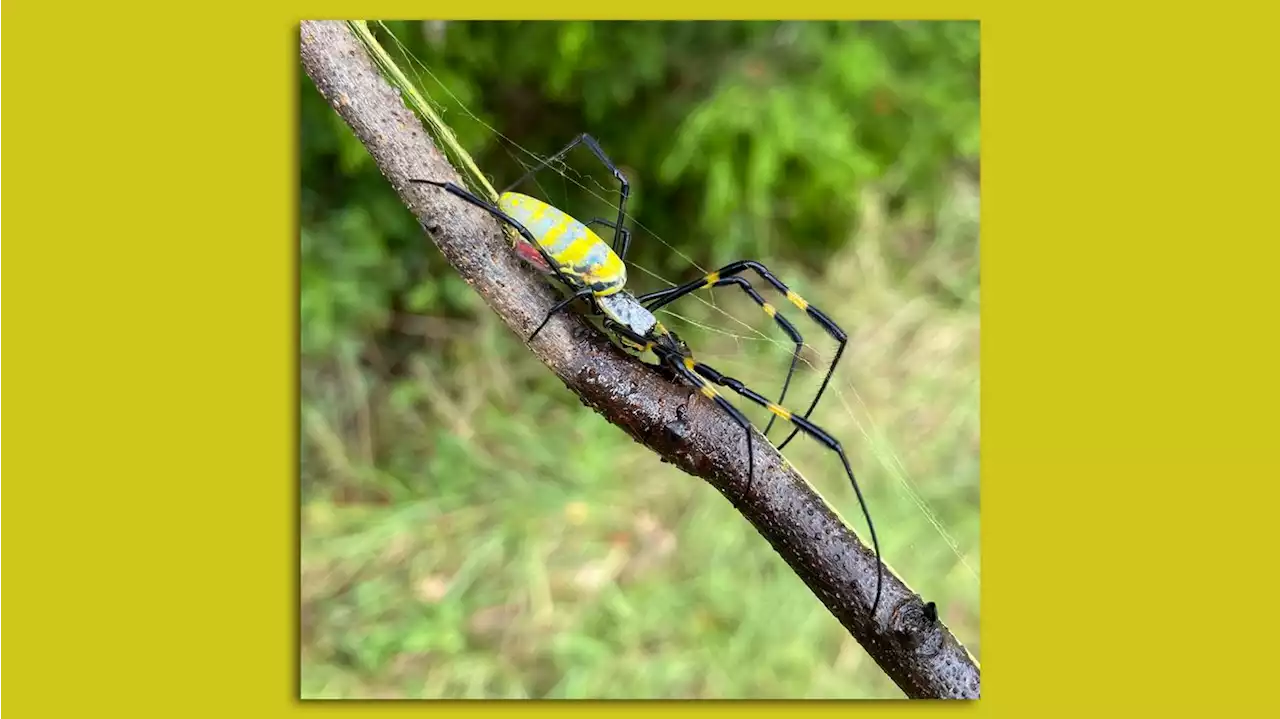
[512,205,564,242]
[503,196,614,274]
[571,241,611,272]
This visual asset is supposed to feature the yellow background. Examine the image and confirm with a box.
[5,1,1279,713]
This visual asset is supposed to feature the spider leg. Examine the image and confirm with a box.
[644,260,848,452]
[669,357,757,502]
[584,217,631,262]
[603,319,757,507]
[504,134,632,260]
[603,317,882,615]
[690,359,882,617]
[529,287,595,342]
[638,276,804,440]
[408,179,583,339]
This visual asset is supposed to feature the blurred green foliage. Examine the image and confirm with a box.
[300,20,979,362]
[300,20,980,699]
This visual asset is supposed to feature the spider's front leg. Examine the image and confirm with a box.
[641,259,850,451]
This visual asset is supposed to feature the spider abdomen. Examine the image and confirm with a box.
[499,192,627,295]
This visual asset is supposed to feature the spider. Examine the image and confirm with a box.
[409,134,879,614]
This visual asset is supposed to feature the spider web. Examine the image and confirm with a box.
[370,21,980,589]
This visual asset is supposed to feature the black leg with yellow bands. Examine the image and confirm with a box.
[603,318,760,501]
[688,359,882,617]
[604,318,881,616]
[638,275,806,439]
[669,358,759,503]
[642,260,849,451]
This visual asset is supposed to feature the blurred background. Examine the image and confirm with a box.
[300,20,979,699]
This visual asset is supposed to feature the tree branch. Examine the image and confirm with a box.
[299,20,979,700]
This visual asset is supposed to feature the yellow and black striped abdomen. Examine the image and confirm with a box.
[499,192,627,295]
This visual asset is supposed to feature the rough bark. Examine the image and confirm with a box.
[299,20,980,700]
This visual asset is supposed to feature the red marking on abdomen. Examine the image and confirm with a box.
[514,239,554,274]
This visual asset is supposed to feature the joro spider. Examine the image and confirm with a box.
[410,134,880,614]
